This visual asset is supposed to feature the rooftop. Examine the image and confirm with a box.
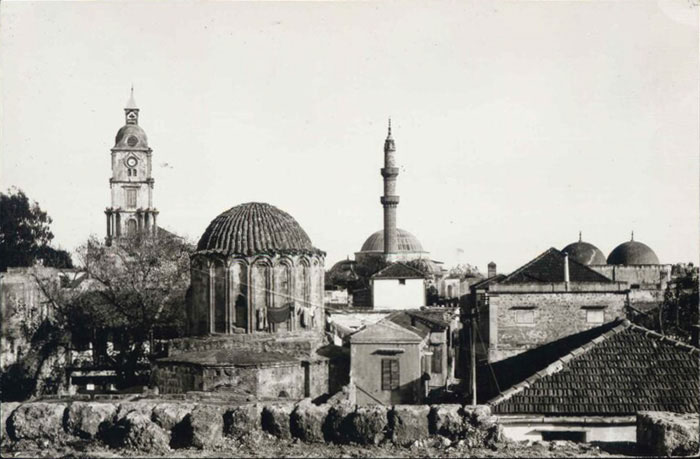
[372,262,428,279]
[487,319,700,415]
[501,248,613,284]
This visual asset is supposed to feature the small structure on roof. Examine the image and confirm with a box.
[371,262,428,310]
[486,319,699,443]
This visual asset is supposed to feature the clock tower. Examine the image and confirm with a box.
[105,88,158,245]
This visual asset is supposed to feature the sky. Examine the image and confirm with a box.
[1,0,698,274]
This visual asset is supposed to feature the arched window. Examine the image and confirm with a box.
[127,219,137,236]
[213,261,226,333]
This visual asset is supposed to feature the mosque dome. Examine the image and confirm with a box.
[114,124,149,150]
[196,202,322,256]
[562,240,606,266]
[607,239,660,265]
[360,228,425,253]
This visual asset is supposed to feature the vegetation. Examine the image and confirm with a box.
[35,233,193,390]
[658,264,698,344]
[0,188,73,272]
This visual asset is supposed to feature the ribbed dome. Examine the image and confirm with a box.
[360,228,425,253]
[196,202,321,256]
[114,124,148,149]
[607,240,660,265]
[562,241,606,266]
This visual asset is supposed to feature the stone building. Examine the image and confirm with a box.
[486,319,699,444]
[105,88,158,245]
[562,233,672,312]
[153,202,343,399]
[468,248,628,363]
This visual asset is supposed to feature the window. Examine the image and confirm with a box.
[431,346,443,374]
[381,359,400,390]
[586,309,605,324]
[515,309,534,324]
[398,279,406,285]
[126,189,137,208]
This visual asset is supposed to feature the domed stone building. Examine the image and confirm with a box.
[188,202,325,335]
[562,233,606,266]
[355,228,431,265]
[153,203,346,399]
[607,239,660,266]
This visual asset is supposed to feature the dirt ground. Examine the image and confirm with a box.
[2,434,641,458]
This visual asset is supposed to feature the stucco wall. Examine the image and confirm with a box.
[501,419,636,443]
[592,265,671,289]
[351,342,423,405]
[372,278,425,310]
[488,291,626,362]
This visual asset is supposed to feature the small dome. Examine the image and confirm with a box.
[360,228,425,253]
[562,241,606,266]
[196,202,322,256]
[607,240,659,265]
[114,124,148,149]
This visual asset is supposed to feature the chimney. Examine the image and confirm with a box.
[487,262,497,278]
[564,254,570,284]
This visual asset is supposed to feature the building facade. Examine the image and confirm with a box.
[469,248,628,363]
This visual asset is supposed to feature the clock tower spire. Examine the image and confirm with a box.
[105,88,158,245]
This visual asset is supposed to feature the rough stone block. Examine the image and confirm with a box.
[0,402,20,445]
[429,404,466,439]
[66,402,117,439]
[121,411,170,454]
[187,404,224,449]
[224,404,262,440]
[464,404,492,426]
[151,402,194,431]
[290,399,328,443]
[322,402,354,443]
[348,405,388,445]
[637,411,699,457]
[115,401,156,421]
[261,403,295,439]
[7,402,68,444]
[389,405,430,446]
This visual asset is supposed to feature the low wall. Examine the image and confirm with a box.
[637,411,699,456]
[0,400,501,454]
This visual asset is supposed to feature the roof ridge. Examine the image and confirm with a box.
[501,247,558,283]
[373,261,427,278]
[627,321,700,354]
[488,319,632,407]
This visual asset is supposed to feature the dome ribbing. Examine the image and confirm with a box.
[196,202,322,256]
[360,228,425,253]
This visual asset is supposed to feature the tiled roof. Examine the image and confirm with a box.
[501,248,613,284]
[488,320,700,415]
[471,274,506,290]
[372,262,427,279]
[349,318,424,344]
[196,202,324,257]
[386,312,430,339]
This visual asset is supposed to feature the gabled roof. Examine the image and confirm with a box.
[488,320,700,415]
[471,274,506,290]
[501,248,613,284]
[349,317,424,344]
[372,262,427,280]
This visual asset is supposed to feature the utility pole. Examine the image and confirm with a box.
[470,296,477,406]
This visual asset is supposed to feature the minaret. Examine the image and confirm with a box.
[380,119,400,261]
[105,87,158,246]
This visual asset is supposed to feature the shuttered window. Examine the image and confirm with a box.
[431,346,443,374]
[126,189,137,208]
[381,359,400,390]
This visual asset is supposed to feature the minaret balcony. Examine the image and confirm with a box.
[380,196,400,206]
[381,167,399,178]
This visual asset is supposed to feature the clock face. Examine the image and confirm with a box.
[126,157,138,168]
[127,135,139,147]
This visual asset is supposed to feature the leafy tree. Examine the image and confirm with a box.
[36,233,193,388]
[658,264,699,344]
[0,188,73,271]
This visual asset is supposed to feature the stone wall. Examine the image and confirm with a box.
[489,291,626,362]
[0,400,501,454]
[637,411,699,456]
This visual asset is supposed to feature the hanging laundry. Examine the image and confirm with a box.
[267,303,291,324]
